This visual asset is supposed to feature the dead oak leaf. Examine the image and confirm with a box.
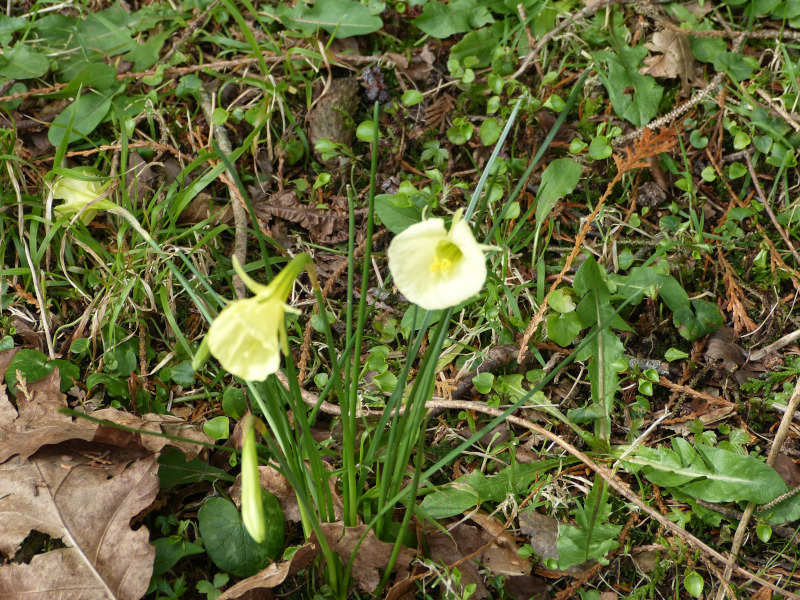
[317,523,415,593]
[0,368,209,464]
[641,30,695,93]
[0,445,159,600]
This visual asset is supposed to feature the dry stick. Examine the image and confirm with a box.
[198,91,247,299]
[744,152,800,267]
[713,377,800,600]
[274,370,798,598]
[749,328,800,362]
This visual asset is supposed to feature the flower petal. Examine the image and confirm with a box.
[387,217,488,310]
[207,296,283,380]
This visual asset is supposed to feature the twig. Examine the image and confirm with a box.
[713,376,800,600]
[749,328,800,362]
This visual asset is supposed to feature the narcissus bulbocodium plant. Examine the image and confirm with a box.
[387,210,491,310]
[52,170,115,223]
[198,255,312,381]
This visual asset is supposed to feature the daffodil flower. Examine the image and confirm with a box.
[202,255,310,381]
[52,170,115,224]
[387,211,490,310]
[241,414,266,543]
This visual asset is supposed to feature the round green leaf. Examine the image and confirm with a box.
[5,349,51,394]
[203,416,230,440]
[211,108,229,125]
[756,522,772,543]
[546,312,581,347]
[198,495,283,578]
[356,121,379,142]
[664,347,689,361]
[472,372,494,394]
[402,89,424,106]
[588,136,612,160]
[689,130,708,149]
[222,388,248,419]
[479,118,501,146]
[729,162,747,179]
[700,166,716,182]
[569,138,587,153]
[684,571,704,598]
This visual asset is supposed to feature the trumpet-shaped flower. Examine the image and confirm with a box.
[53,170,115,223]
[205,256,305,381]
[241,415,266,543]
[387,212,489,310]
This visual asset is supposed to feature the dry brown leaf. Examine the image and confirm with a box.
[630,544,662,573]
[0,445,159,599]
[392,45,435,82]
[426,523,489,599]
[705,329,747,373]
[317,523,415,593]
[642,30,695,92]
[0,363,209,463]
[504,575,550,600]
[468,510,530,576]
[722,264,758,336]
[425,94,455,131]
[518,510,559,563]
[773,454,800,488]
[218,543,319,599]
[613,128,678,175]
[254,190,354,244]
[751,585,773,600]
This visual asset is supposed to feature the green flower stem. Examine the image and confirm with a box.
[342,102,381,527]
[340,185,358,528]
[379,311,451,536]
[355,310,431,496]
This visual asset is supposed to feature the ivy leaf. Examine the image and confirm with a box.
[279,0,382,38]
[673,300,723,341]
[594,44,663,127]
[414,0,494,39]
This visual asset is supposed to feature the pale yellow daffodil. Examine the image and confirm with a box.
[241,414,266,543]
[52,170,115,224]
[387,211,490,310]
[203,256,307,381]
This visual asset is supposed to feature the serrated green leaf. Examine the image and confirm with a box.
[625,439,786,503]
[535,159,581,225]
[281,0,382,38]
[593,44,663,127]
[414,0,494,38]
